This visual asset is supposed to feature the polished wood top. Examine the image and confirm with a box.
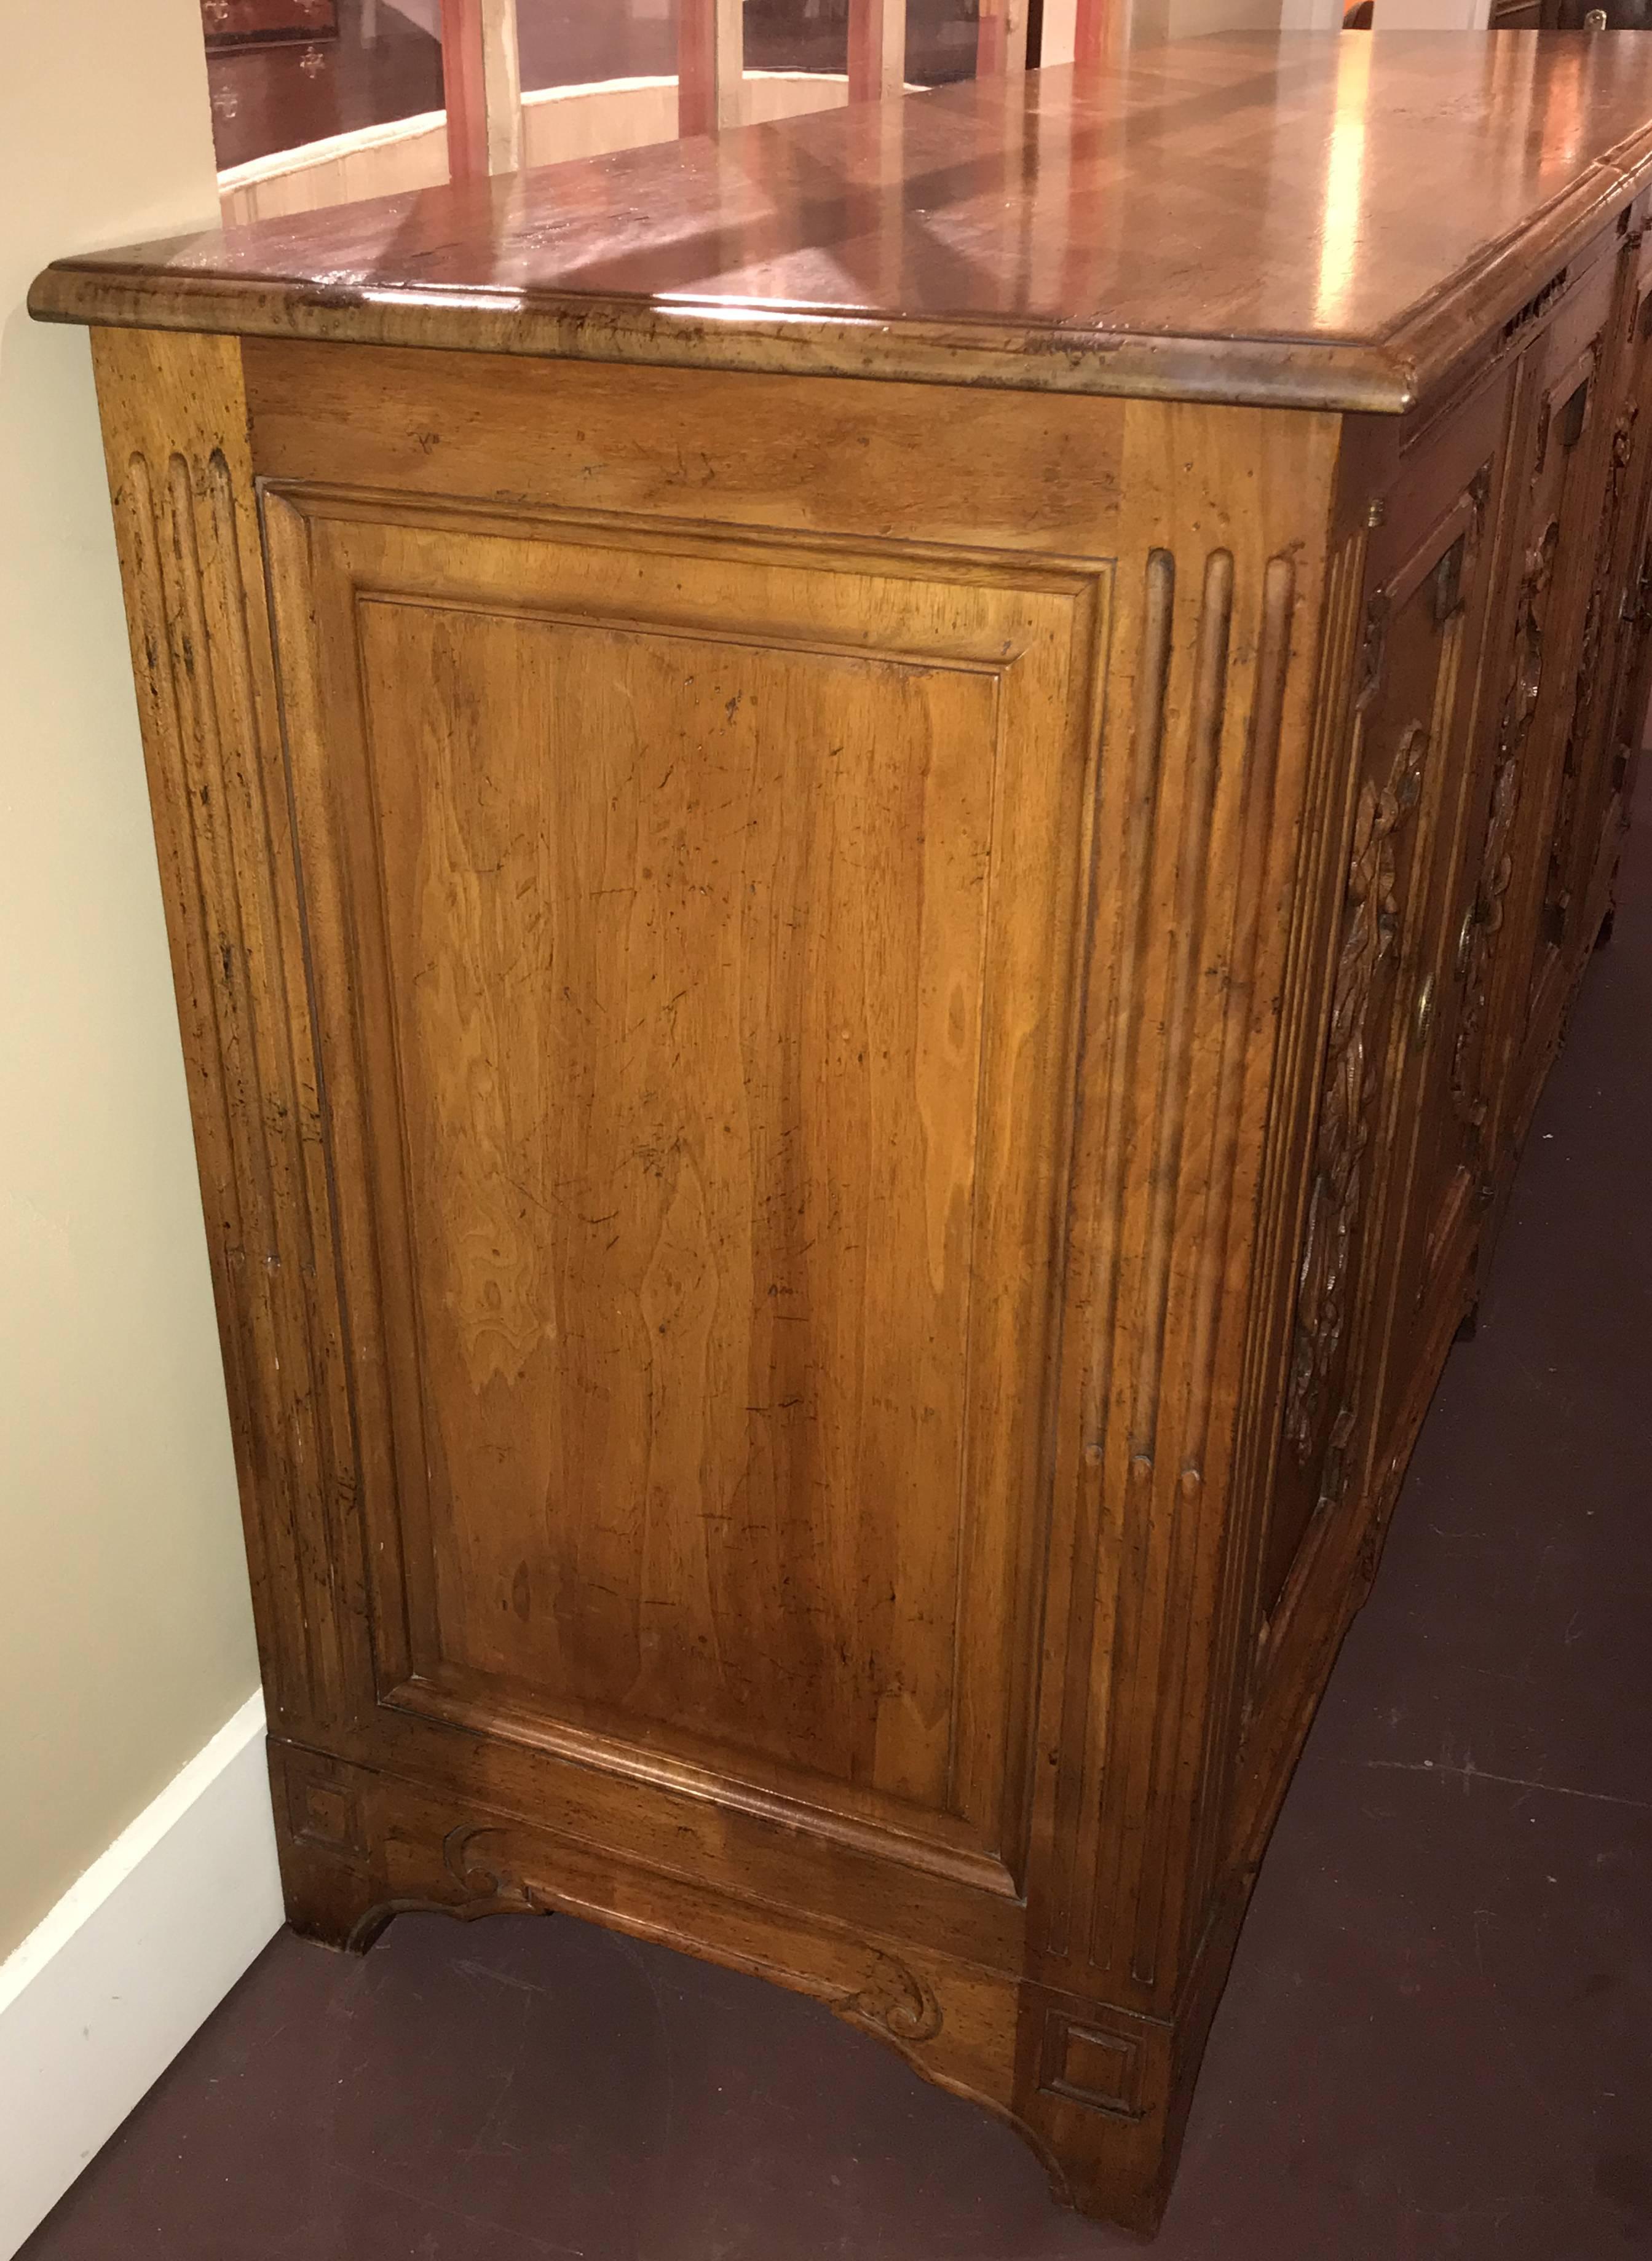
[32,34,1652,412]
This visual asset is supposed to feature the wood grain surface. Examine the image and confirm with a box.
[32,37,1652,411]
[259,486,1104,1863]
[58,73,1652,2236]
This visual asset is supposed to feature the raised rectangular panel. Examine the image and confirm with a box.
[261,489,1109,1876]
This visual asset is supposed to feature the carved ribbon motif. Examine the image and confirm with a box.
[1284,716,1430,1484]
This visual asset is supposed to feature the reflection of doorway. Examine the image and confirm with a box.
[1535,0,1652,20]
[741,0,982,79]
[207,0,990,170]
[202,0,342,48]
[206,0,441,168]
[209,0,1018,226]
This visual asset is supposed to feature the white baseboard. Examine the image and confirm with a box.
[0,1694,283,2257]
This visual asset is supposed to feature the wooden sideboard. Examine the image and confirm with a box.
[32,35,1652,2233]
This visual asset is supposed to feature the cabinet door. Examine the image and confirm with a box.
[1536,246,1652,974]
[1259,448,1496,1625]
[1364,365,1539,1458]
[1469,261,1622,1157]
[1378,264,1624,1400]
[260,485,1104,1882]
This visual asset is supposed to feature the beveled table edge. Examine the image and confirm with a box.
[26,98,1652,417]
[25,264,1418,413]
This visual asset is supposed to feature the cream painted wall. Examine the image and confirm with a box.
[0,1,262,1960]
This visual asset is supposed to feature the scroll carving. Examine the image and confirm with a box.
[839,1958,946,2043]
[1284,714,1431,1494]
[1450,518,1558,1130]
[423,1825,945,2046]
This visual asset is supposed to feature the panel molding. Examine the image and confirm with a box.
[382,1668,1022,1901]
[259,474,1117,591]
[258,478,1112,1885]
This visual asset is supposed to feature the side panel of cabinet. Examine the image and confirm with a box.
[90,318,1085,1999]
[93,318,1358,2233]
[261,487,1105,1882]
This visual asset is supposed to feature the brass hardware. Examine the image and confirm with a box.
[1411,971,1437,1053]
[1367,497,1386,531]
[1584,8,1608,26]
[1455,902,1479,979]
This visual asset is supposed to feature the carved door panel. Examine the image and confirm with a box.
[1362,366,1541,1461]
[1539,248,1652,968]
[1373,269,1623,1408]
[1599,449,1652,894]
[259,485,1105,1885]
[1468,262,1621,1154]
[1605,226,1652,850]
[1258,452,1495,1627]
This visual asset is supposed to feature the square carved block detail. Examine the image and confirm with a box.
[293,1776,364,1859]
[1040,2008,1147,2121]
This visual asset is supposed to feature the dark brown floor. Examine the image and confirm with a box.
[208,1,981,172]
[22,791,1651,2258]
